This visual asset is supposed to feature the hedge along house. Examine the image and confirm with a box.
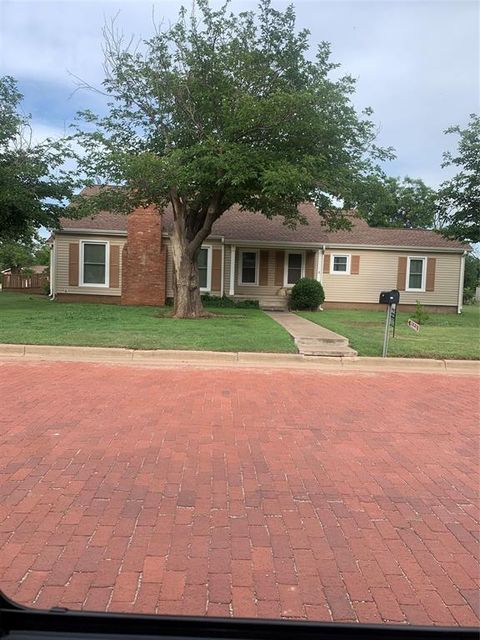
[51,200,468,313]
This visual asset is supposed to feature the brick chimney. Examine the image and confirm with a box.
[121,206,167,306]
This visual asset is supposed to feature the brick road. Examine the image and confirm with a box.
[0,361,478,626]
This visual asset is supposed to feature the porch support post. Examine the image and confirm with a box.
[229,245,236,296]
[316,248,323,283]
[220,242,225,298]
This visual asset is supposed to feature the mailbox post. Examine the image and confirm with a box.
[379,290,400,357]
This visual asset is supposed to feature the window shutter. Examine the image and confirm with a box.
[397,257,407,291]
[259,250,269,286]
[68,243,79,286]
[351,255,360,275]
[323,254,331,274]
[305,251,315,278]
[274,251,284,286]
[426,257,436,291]
[211,248,222,292]
[109,245,120,288]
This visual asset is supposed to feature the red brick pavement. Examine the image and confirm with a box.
[0,361,478,626]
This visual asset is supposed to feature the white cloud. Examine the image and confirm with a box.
[1,0,478,188]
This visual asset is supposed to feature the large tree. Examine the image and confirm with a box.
[71,0,393,317]
[0,76,72,242]
[437,114,479,243]
[352,175,437,228]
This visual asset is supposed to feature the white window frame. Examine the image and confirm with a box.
[198,245,212,292]
[330,253,351,275]
[238,249,259,286]
[406,256,426,292]
[283,251,305,288]
[79,240,109,288]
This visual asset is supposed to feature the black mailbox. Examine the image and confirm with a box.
[379,289,400,305]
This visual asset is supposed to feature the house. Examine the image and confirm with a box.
[50,199,468,313]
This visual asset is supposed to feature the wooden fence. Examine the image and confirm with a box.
[1,273,49,294]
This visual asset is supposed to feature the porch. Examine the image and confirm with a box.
[226,244,322,311]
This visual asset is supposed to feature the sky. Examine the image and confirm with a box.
[0,0,478,191]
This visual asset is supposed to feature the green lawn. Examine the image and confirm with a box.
[298,305,480,359]
[0,292,296,353]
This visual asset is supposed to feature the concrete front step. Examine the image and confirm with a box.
[300,346,358,357]
[296,335,349,346]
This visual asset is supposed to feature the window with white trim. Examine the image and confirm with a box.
[81,242,108,286]
[285,252,304,286]
[331,254,351,274]
[407,257,426,291]
[197,247,211,291]
[239,251,258,285]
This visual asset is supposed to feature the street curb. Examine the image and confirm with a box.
[0,343,478,374]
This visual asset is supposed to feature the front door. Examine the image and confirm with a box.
[285,252,303,286]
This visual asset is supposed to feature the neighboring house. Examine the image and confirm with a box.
[51,199,468,313]
[2,265,48,275]
[1,265,48,293]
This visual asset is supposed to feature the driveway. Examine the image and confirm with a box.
[0,361,478,626]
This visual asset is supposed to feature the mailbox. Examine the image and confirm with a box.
[379,289,400,305]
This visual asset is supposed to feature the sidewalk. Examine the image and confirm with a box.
[265,311,357,357]
[0,343,479,374]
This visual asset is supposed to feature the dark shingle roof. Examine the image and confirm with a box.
[59,196,467,250]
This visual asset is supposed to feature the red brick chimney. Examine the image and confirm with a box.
[121,206,167,306]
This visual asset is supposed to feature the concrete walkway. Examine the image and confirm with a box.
[265,311,357,357]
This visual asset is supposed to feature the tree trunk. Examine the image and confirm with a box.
[170,229,206,318]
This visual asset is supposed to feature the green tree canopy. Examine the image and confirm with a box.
[0,240,35,272]
[71,0,394,317]
[352,175,437,228]
[438,114,479,243]
[0,76,72,243]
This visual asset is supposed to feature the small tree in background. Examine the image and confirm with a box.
[0,76,72,243]
[353,175,437,229]
[463,253,480,303]
[437,114,479,243]
[0,240,35,273]
[70,0,393,318]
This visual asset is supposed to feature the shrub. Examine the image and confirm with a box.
[412,300,430,324]
[201,294,259,309]
[236,298,259,308]
[289,278,325,311]
[43,281,50,296]
[463,287,477,304]
[201,294,235,307]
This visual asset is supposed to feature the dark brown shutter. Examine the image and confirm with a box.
[259,250,269,286]
[323,254,331,274]
[426,257,436,291]
[351,255,360,275]
[109,245,120,288]
[274,250,284,286]
[397,256,407,291]
[68,243,79,286]
[305,251,315,278]
[211,247,222,292]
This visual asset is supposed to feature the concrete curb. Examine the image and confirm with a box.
[0,343,478,374]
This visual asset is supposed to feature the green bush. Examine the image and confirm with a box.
[289,278,325,311]
[165,294,259,309]
[463,287,477,304]
[412,300,430,324]
[201,294,259,309]
[201,294,235,307]
[43,281,50,296]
